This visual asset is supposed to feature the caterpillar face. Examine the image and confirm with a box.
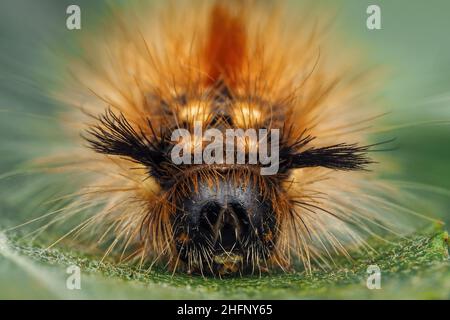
[40,1,400,276]
[173,172,276,275]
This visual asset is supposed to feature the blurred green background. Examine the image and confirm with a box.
[0,0,449,299]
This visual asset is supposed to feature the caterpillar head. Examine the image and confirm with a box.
[173,169,277,275]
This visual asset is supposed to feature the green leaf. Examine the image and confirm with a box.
[0,230,448,299]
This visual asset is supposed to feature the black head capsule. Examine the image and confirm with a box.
[172,173,276,275]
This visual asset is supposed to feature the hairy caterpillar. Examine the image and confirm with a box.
[8,0,427,277]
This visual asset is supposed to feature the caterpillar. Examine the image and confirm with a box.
[9,0,423,277]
